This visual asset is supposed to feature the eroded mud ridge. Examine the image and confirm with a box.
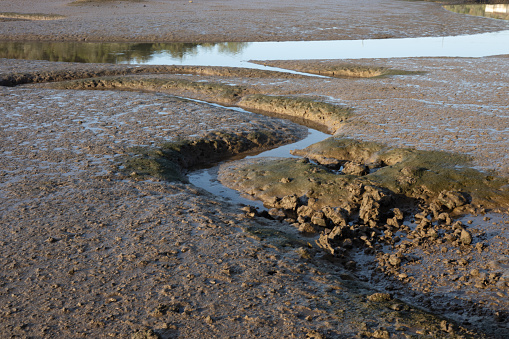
[118,129,305,182]
[38,73,351,133]
[219,137,509,336]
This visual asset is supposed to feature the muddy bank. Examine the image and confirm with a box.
[119,129,306,182]
[37,72,352,132]
[0,59,306,87]
[249,61,424,79]
[218,137,509,336]
[0,0,508,42]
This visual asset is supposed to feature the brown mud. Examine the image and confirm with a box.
[1,0,509,337]
[218,137,509,337]
[1,62,484,338]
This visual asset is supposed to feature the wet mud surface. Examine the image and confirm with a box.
[1,0,509,337]
[1,55,508,338]
[1,66,483,339]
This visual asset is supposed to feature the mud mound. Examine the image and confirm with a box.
[0,63,305,87]
[51,76,249,104]
[239,95,352,133]
[250,60,424,78]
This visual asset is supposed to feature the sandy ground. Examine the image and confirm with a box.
[1,0,509,338]
[0,0,508,42]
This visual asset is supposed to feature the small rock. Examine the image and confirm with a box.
[388,254,402,267]
[458,258,468,266]
[460,229,473,245]
[367,293,392,302]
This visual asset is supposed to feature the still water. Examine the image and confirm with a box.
[1,29,509,71]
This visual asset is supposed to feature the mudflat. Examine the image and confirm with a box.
[1,0,509,338]
[0,0,509,42]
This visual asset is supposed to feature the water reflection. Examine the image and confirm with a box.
[2,30,509,69]
[0,41,249,64]
[444,4,509,21]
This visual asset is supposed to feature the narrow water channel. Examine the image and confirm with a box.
[186,106,329,209]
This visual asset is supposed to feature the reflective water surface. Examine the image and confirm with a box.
[2,29,509,70]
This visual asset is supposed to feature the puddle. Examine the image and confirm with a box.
[444,4,509,21]
[2,29,509,71]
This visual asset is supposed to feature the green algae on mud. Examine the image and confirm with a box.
[294,138,509,208]
[0,12,65,21]
[117,130,301,182]
[238,94,352,134]
[222,137,509,211]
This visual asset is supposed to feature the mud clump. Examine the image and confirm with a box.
[221,136,509,258]
[223,136,509,337]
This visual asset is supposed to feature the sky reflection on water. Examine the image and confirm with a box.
[141,30,509,69]
[1,29,509,70]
